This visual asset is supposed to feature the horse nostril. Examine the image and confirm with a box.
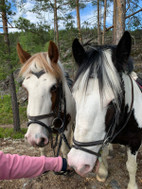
[38,138,46,147]
[85,165,90,171]
[84,164,90,172]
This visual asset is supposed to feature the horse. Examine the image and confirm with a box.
[68,31,142,189]
[17,41,75,158]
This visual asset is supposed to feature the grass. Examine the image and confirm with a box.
[0,128,27,139]
[0,94,27,139]
[0,94,13,124]
[0,94,27,125]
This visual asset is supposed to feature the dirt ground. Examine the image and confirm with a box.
[0,126,142,189]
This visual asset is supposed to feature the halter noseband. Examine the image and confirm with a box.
[72,138,103,157]
[72,75,134,157]
[27,113,55,133]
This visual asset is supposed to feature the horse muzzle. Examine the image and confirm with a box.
[67,148,96,176]
[25,130,49,147]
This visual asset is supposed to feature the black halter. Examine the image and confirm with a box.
[72,75,134,157]
[27,113,55,133]
[27,71,71,155]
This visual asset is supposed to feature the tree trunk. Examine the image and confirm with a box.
[97,0,102,45]
[76,0,82,43]
[1,0,20,131]
[54,8,56,43]
[54,0,60,52]
[102,0,107,44]
[113,0,117,44]
[113,0,126,44]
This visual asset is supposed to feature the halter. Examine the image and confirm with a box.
[27,71,71,155]
[27,113,55,133]
[72,75,134,157]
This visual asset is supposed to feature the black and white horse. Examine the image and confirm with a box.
[68,31,142,189]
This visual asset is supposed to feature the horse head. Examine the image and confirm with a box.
[17,41,65,148]
[68,32,133,176]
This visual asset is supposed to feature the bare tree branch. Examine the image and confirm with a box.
[105,8,142,31]
[83,38,94,46]
[126,8,142,19]
[0,12,14,28]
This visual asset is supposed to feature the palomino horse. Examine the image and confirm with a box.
[17,41,75,157]
[68,31,142,189]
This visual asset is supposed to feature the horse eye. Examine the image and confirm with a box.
[51,85,57,92]
[108,100,116,109]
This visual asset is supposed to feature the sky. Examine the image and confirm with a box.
[0,0,113,33]
[0,0,142,33]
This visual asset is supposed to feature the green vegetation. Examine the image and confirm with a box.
[0,28,141,81]
[0,94,27,125]
[0,127,27,139]
[0,94,13,124]
[0,28,142,126]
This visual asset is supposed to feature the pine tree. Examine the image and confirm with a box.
[0,0,20,131]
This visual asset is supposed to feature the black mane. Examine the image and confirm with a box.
[74,45,134,86]
[73,43,134,111]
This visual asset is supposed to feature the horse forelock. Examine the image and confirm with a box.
[19,52,63,80]
[73,47,123,109]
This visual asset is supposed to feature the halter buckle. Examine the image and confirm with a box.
[52,117,63,130]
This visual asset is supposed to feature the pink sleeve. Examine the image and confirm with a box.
[0,151,63,180]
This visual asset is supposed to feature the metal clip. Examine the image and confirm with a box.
[102,137,110,149]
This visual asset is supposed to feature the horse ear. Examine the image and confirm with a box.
[116,31,131,64]
[72,38,86,66]
[48,41,59,64]
[17,43,31,64]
